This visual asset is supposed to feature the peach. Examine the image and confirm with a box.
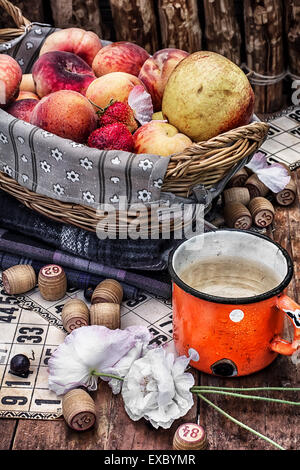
[0,54,22,108]
[138,48,189,112]
[32,51,96,98]
[16,91,39,101]
[30,90,98,143]
[133,121,192,157]
[6,99,38,123]
[39,27,102,67]
[92,41,149,77]
[86,72,145,109]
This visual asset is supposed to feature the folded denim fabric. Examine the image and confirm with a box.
[0,250,138,300]
[0,190,175,271]
[0,227,172,299]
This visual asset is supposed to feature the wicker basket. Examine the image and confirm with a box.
[0,0,269,233]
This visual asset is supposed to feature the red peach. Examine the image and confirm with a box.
[92,41,150,77]
[86,72,145,109]
[32,51,96,98]
[16,91,39,101]
[30,90,98,143]
[0,54,22,108]
[138,48,189,112]
[39,28,102,67]
[6,99,38,123]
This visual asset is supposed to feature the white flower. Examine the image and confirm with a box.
[3,165,12,176]
[51,148,63,161]
[110,176,120,184]
[40,160,51,173]
[18,58,24,66]
[111,156,121,165]
[66,170,80,182]
[110,194,119,203]
[138,189,152,202]
[121,348,195,429]
[42,131,54,138]
[80,157,93,170]
[48,325,151,396]
[26,42,33,50]
[22,174,29,183]
[153,178,163,189]
[53,183,65,196]
[17,136,25,144]
[0,133,8,144]
[139,159,154,172]
[2,43,12,50]
[71,142,84,148]
[82,190,95,203]
[21,155,28,163]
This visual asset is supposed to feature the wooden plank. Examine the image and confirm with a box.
[244,0,285,114]
[109,0,159,54]
[202,0,242,65]
[285,0,300,77]
[12,371,199,450]
[158,0,202,53]
[49,0,103,37]
[0,419,16,449]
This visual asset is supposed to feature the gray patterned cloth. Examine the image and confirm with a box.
[0,24,170,208]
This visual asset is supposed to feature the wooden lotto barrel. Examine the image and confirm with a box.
[2,265,36,295]
[173,423,207,450]
[38,264,67,301]
[223,187,251,206]
[245,174,269,199]
[62,388,96,432]
[275,179,297,206]
[248,197,275,228]
[90,303,120,330]
[62,299,90,333]
[228,168,249,188]
[91,279,123,305]
[224,202,252,230]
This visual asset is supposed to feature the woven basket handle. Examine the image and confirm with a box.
[0,0,30,29]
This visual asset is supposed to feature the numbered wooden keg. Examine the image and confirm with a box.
[91,279,123,305]
[90,303,120,330]
[38,264,67,301]
[223,187,250,206]
[248,197,275,228]
[228,168,249,188]
[173,423,207,450]
[224,203,252,230]
[62,388,96,432]
[62,299,90,333]
[245,174,269,199]
[275,179,297,206]
[2,265,36,295]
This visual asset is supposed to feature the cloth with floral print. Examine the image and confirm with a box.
[0,26,170,208]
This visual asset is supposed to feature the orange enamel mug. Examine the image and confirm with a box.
[168,230,300,377]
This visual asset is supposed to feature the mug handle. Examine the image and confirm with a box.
[270,295,300,356]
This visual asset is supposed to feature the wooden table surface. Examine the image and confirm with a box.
[1,171,299,452]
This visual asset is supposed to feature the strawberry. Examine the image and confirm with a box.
[87,122,134,152]
[90,99,138,133]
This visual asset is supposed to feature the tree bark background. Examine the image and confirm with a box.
[285,0,300,76]
[243,0,285,113]
[0,0,45,28]
[50,0,103,37]
[203,0,242,65]
[158,0,202,52]
[109,0,158,53]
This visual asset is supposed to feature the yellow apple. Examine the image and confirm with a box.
[162,51,255,142]
[133,121,192,157]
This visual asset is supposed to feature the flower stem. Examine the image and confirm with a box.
[194,389,300,406]
[196,392,285,451]
[92,372,124,381]
[191,386,300,393]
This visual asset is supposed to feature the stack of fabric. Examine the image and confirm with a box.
[0,191,175,300]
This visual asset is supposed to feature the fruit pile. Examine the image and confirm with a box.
[0,27,255,157]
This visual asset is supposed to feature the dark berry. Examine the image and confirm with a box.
[9,354,30,378]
